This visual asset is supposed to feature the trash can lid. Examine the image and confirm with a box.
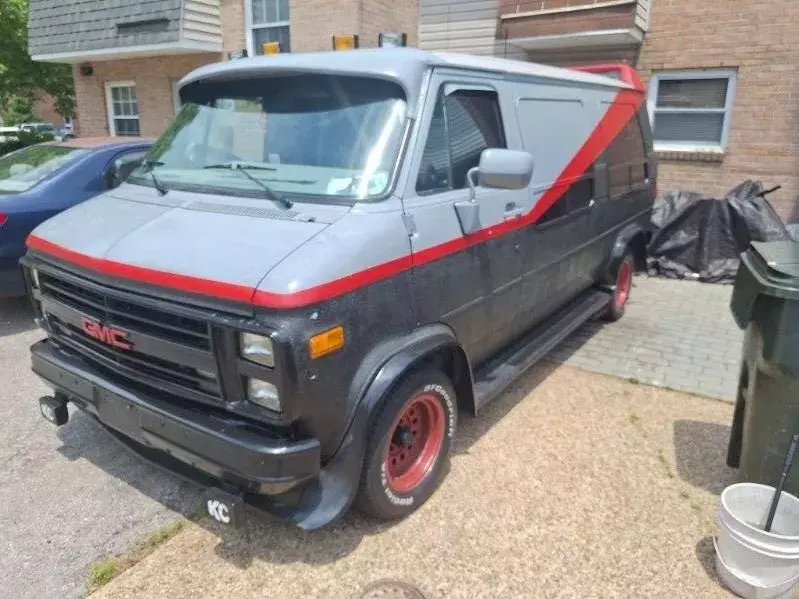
[751,241,799,281]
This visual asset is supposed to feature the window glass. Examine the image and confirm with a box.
[416,99,450,194]
[108,84,140,136]
[416,88,505,195]
[607,115,646,197]
[0,145,88,193]
[107,149,147,188]
[656,78,727,108]
[649,71,735,148]
[129,75,407,202]
[251,0,290,53]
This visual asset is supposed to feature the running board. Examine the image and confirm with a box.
[472,290,611,413]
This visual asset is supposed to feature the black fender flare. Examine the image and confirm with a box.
[287,324,470,530]
[605,222,648,282]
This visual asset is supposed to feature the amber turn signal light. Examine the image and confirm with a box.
[309,326,345,359]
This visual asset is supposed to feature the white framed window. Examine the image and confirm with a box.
[647,69,737,152]
[246,0,290,56]
[105,81,140,136]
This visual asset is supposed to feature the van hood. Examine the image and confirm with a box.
[28,186,349,301]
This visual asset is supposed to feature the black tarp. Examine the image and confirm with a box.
[647,180,791,283]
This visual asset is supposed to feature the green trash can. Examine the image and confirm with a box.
[727,240,799,495]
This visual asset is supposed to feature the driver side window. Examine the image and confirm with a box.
[416,87,506,196]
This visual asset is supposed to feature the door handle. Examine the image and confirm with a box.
[504,208,525,221]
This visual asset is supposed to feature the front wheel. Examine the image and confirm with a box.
[356,368,457,520]
[603,250,634,321]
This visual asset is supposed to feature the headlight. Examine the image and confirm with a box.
[239,332,274,367]
[30,266,40,289]
[247,378,280,412]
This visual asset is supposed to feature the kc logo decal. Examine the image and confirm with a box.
[206,499,231,524]
[81,317,132,350]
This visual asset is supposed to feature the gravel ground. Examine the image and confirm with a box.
[93,364,739,599]
[0,299,200,599]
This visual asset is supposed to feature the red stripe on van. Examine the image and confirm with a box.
[26,235,256,304]
[26,87,644,309]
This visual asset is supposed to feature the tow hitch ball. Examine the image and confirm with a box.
[39,395,69,426]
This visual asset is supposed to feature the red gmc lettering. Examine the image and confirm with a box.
[81,317,132,350]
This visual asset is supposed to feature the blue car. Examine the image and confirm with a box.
[0,137,153,296]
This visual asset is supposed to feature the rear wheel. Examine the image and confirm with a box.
[356,368,457,520]
[603,251,634,321]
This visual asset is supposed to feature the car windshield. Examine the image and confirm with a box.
[0,145,88,193]
[128,74,407,201]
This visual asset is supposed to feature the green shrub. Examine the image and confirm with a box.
[0,131,55,157]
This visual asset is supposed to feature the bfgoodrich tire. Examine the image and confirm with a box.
[603,250,634,322]
[356,368,457,520]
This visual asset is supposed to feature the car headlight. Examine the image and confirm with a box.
[246,378,280,412]
[239,332,274,367]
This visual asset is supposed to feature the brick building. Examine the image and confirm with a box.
[27,0,418,140]
[28,0,797,218]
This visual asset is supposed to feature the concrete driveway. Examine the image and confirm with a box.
[0,299,201,599]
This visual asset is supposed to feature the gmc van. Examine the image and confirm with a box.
[24,49,656,530]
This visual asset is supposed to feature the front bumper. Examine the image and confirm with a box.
[31,338,321,496]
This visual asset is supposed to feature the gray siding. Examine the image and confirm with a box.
[183,0,222,44]
[28,0,221,58]
[418,0,501,56]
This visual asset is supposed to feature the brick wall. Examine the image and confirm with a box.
[221,0,246,53]
[289,0,418,53]
[289,0,360,52]
[72,53,218,138]
[638,0,799,220]
[359,0,419,49]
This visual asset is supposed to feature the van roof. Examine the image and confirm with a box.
[179,48,640,114]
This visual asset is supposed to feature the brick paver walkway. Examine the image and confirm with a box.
[549,276,743,402]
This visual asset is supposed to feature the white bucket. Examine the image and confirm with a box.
[716,483,799,598]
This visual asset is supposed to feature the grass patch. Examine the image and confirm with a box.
[628,377,640,385]
[87,519,187,593]
[89,559,119,590]
[628,413,641,424]
[145,520,185,549]
[679,490,690,500]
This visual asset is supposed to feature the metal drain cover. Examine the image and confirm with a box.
[359,580,426,599]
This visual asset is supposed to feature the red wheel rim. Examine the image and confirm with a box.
[615,259,633,309]
[385,393,446,494]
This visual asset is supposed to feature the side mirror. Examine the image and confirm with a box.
[467,148,534,199]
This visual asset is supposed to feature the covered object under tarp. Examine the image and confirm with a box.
[646,180,791,283]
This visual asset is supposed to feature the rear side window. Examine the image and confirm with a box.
[607,114,647,198]
[416,88,506,195]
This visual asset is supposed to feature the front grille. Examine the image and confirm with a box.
[40,272,210,349]
[38,269,221,402]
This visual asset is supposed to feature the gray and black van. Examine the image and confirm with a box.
[24,49,656,529]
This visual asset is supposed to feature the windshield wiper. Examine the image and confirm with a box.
[203,163,292,209]
[141,159,168,196]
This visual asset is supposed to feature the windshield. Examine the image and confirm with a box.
[0,145,88,193]
[129,74,407,202]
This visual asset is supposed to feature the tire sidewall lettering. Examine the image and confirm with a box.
[379,382,455,505]
[422,383,456,438]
